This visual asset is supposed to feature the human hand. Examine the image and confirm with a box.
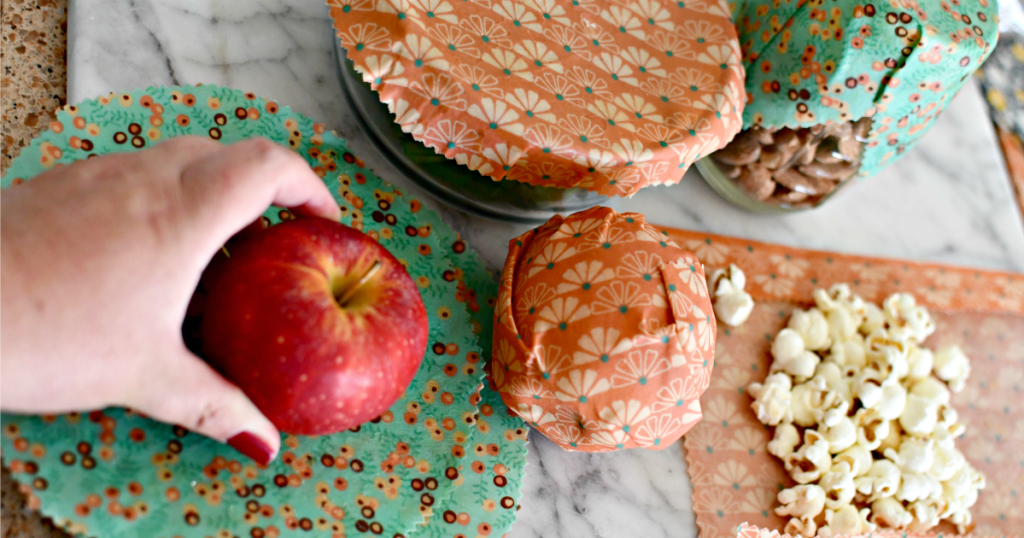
[1,136,342,465]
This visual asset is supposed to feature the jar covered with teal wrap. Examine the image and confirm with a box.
[698,0,999,212]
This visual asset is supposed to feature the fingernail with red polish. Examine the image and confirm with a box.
[227,432,274,466]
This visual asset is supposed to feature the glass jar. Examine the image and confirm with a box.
[334,43,607,224]
[697,118,871,212]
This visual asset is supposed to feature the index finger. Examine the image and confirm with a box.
[178,138,342,255]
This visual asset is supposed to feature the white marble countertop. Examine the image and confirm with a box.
[67,1,1024,537]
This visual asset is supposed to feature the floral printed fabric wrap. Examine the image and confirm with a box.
[490,206,717,452]
[660,228,1024,538]
[0,84,528,538]
[733,0,999,177]
[329,0,746,197]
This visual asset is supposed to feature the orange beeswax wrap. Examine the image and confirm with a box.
[652,228,1024,538]
[330,0,746,197]
[490,206,717,452]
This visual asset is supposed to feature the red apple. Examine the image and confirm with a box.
[200,217,428,435]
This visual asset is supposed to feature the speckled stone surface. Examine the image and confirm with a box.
[1,0,67,174]
[1,2,71,536]
[1,468,65,538]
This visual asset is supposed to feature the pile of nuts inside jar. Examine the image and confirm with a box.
[747,284,985,537]
[711,118,872,208]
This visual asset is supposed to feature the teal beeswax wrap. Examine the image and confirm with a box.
[733,0,999,177]
[0,84,528,538]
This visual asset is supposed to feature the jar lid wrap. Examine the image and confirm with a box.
[331,0,746,196]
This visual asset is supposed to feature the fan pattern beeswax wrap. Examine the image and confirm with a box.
[733,0,999,177]
[0,84,529,538]
[329,0,746,196]
[491,206,718,452]
[655,228,1024,538]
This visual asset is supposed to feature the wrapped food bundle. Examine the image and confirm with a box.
[331,0,746,197]
[702,0,999,210]
[491,207,717,452]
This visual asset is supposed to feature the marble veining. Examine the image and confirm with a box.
[65,1,1024,536]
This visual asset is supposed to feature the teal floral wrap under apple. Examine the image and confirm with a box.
[733,0,998,177]
[0,84,528,538]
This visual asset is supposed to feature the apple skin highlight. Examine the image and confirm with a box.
[200,218,429,435]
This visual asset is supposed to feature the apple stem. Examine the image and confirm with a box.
[336,260,383,307]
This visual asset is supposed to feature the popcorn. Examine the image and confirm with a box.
[790,376,836,427]
[768,422,801,459]
[882,293,936,344]
[873,382,907,421]
[876,420,903,453]
[813,284,854,314]
[851,368,884,409]
[942,464,985,533]
[905,347,934,381]
[748,373,793,426]
[709,264,755,327]
[826,307,858,344]
[860,302,885,334]
[852,408,890,451]
[828,337,867,370]
[773,328,806,361]
[909,376,951,406]
[785,430,833,484]
[907,497,943,531]
[853,459,900,500]
[784,517,818,538]
[871,497,913,529]
[933,345,970,393]
[771,329,818,378]
[820,504,875,536]
[834,444,873,477]
[820,462,857,510]
[865,329,910,380]
[896,472,943,503]
[821,416,856,454]
[930,425,957,450]
[709,263,747,294]
[929,445,966,481]
[777,484,827,537]
[935,406,964,439]
[784,351,822,381]
[898,394,940,437]
[943,463,985,498]
[749,285,982,536]
[814,362,852,409]
[820,400,850,430]
[884,437,936,474]
[789,308,831,351]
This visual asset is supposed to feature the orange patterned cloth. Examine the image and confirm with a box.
[654,228,1024,538]
[490,207,717,451]
[329,0,745,196]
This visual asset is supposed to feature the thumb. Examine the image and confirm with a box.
[126,345,280,465]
